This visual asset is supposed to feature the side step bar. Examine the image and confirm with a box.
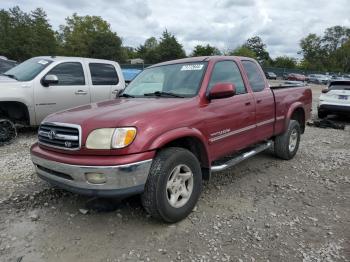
[211,141,272,172]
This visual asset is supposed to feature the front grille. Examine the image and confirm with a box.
[38,122,81,150]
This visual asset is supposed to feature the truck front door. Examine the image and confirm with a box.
[203,60,256,160]
[34,61,90,124]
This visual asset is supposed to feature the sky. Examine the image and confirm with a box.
[2,0,350,58]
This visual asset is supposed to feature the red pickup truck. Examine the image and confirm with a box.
[30,56,312,222]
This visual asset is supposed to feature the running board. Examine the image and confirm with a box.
[211,141,272,172]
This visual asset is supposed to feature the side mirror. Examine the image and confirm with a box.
[208,83,236,100]
[41,74,58,87]
[321,88,329,93]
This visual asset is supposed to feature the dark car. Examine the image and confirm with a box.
[265,71,277,80]
[0,58,17,74]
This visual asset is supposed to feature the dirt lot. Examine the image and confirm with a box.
[0,82,349,262]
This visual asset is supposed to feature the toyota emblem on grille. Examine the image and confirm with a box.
[48,130,56,140]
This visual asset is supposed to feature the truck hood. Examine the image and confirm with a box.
[0,76,18,83]
[44,97,197,129]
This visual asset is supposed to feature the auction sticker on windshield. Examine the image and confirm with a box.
[181,64,204,71]
[38,60,49,65]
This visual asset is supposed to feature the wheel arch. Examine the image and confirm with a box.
[286,103,306,134]
[149,128,210,179]
[0,101,30,125]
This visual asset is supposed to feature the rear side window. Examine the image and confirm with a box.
[89,63,119,85]
[242,61,265,92]
[208,61,246,94]
[48,62,85,86]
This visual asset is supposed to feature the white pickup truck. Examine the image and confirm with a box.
[0,56,125,144]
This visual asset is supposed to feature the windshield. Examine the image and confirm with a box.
[4,57,53,81]
[122,62,208,97]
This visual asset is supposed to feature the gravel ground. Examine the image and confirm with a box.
[0,82,349,262]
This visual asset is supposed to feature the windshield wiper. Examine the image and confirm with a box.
[2,73,18,80]
[118,93,135,98]
[143,91,184,98]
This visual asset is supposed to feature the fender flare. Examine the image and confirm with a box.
[284,102,305,132]
[148,127,210,167]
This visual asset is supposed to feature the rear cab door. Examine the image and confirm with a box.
[241,60,275,142]
[86,60,124,102]
[34,59,90,124]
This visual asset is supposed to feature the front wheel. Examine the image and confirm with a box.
[274,120,301,160]
[0,118,17,146]
[141,147,202,223]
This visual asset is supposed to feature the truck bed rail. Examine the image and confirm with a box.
[270,82,307,89]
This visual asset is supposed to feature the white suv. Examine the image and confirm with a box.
[0,56,125,144]
[318,80,350,118]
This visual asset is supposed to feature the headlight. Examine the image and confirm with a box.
[86,127,136,149]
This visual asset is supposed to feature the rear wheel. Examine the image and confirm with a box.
[274,120,301,160]
[0,118,17,146]
[141,147,202,223]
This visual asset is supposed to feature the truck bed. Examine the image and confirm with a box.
[271,84,312,136]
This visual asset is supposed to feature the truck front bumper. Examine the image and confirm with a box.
[31,155,152,198]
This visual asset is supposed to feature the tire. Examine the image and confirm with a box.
[274,120,301,160]
[0,118,17,146]
[318,110,327,119]
[141,147,202,223]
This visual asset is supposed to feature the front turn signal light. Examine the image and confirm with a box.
[111,127,137,149]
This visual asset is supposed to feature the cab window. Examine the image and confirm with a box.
[89,63,119,85]
[208,61,246,94]
[47,62,85,86]
[242,61,265,92]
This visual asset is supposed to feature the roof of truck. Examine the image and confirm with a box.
[148,56,256,68]
[34,56,119,64]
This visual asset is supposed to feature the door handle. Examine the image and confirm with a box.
[75,90,88,95]
[257,99,262,104]
[245,102,251,106]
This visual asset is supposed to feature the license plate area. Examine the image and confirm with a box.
[338,95,348,100]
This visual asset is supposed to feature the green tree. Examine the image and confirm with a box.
[273,56,296,68]
[0,6,57,61]
[156,30,186,62]
[299,33,326,70]
[334,39,350,72]
[30,8,57,57]
[0,9,12,58]
[137,37,160,64]
[230,46,257,59]
[243,36,270,63]
[191,44,221,56]
[58,14,124,61]
[123,46,137,60]
[322,26,350,53]
[6,7,32,61]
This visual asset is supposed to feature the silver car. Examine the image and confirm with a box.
[308,74,329,85]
